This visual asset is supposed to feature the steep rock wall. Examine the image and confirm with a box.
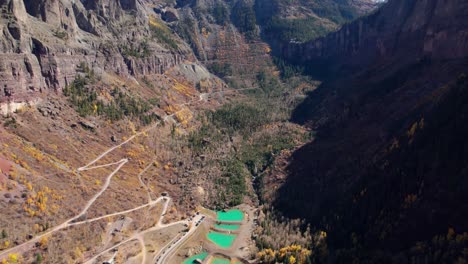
[274,1,468,258]
[0,0,188,109]
[284,0,468,72]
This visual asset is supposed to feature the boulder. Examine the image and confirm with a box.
[79,120,96,130]
[162,8,179,22]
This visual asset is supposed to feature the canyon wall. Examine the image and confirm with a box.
[0,0,188,110]
[284,0,468,73]
[273,0,468,261]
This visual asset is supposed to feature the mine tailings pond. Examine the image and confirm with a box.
[208,209,244,248]
[183,209,245,263]
[216,209,244,222]
[182,252,208,264]
[207,232,237,248]
[211,257,231,264]
[214,224,240,231]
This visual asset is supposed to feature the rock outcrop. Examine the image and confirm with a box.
[284,0,468,73]
[161,8,179,22]
[0,0,190,112]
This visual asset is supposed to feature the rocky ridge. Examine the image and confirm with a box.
[284,0,468,75]
[0,0,201,115]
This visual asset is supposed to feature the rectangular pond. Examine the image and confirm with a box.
[214,224,240,231]
[182,252,208,264]
[211,257,231,264]
[216,209,244,222]
[207,231,237,248]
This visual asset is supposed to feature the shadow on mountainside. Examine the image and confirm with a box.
[273,55,468,261]
[252,0,468,260]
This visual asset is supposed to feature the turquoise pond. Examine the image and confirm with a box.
[182,252,208,264]
[211,258,231,264]
[207,231,237,248]
[216,209,244,222]
[214,224,240,231]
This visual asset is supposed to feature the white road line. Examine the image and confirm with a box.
[0,87,240,261]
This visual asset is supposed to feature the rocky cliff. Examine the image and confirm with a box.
[0,0,193,114]
[284,0,468,75]
[271,0,468,262]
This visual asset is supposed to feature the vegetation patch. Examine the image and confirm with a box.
[215,159,248,207]
[121,40,151,58]
[149,16,178,50]
[208,62,233,78]
[63,63,159,125]
[210,103,269,136]
[232,1,257,39]
[263,17,330,43]
[211,3,230,25]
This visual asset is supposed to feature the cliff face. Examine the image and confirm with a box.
[272,0,468,261]
[284,0,468,73]
[0,0,189,112]
[255,0,380,55]
[287,0,468,128]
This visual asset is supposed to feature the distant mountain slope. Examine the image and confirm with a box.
[284,0,468,78]
[271,0,468,262]
[0,0,221,112]
[256,0,380,44]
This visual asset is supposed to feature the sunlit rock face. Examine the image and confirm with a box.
[0,0,189,110]
[285,0,468,70]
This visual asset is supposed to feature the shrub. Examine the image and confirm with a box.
[232,1,257,39]
[210,103,269,135]
[64,65,159,125]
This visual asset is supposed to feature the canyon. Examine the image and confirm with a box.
[0,0,466,263]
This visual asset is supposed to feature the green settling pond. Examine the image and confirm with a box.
[214,224,240,231]
[207,232,237,248]
[182,252,208,264]
[211,257,231,264]
[216,209,244,222]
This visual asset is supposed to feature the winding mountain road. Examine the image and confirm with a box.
[155,214,205,264]
[0,87,229,262]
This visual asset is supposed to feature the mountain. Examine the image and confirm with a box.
[0,1,234,263]
[0,0,378,109]
[271,0,468,262]
[1,0,465,263]
[284,0,467,78]
[0,0,226,115]
[255,0,380,50]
